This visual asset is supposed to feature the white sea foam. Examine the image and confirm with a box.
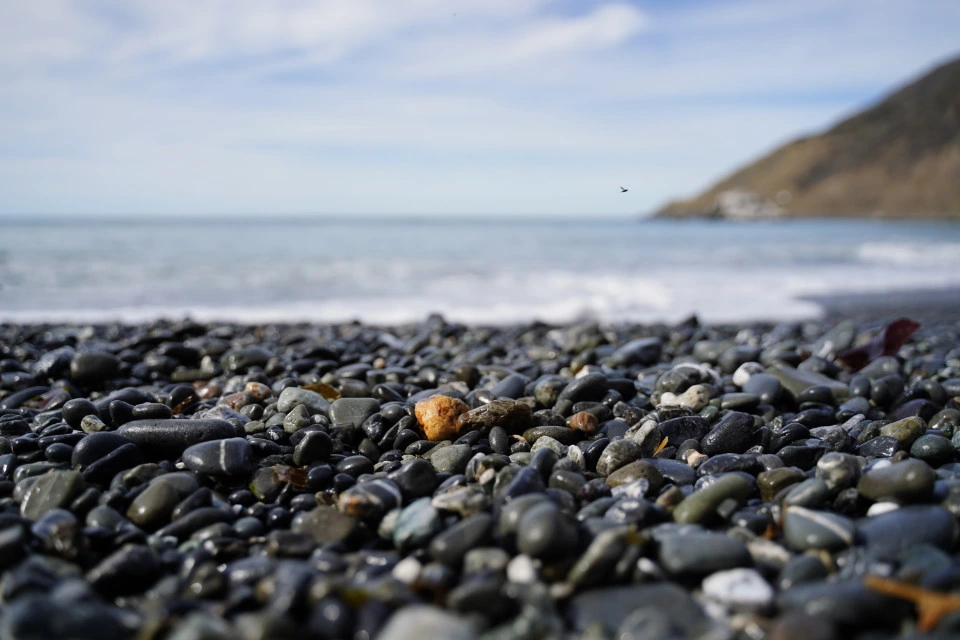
[2,219,960,324]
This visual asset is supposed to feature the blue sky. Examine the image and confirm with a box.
[1,0,958,217]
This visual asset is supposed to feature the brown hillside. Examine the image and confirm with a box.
[657,55,960,218]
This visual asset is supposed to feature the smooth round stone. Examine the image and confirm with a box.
[82,442,145,485]
[460,400,533,433]
[605,460,664,492]
[700,411,756,456]
[645,458,697,486]
[490,373,528,399]
[337,455,374,477]
[125,472,199,528]
[609,338,662,367]
[858,505,957,558]
[393,498,443,552]
[337,478,402,522]
[757,467,805,502]
[70,351,120,384]
[658,532,750,576]
[116,418,237,460]
[430,513,493,567]
[516,501,578,560]
[777,554,829,591]
[742,373,782,405]
[276,387,330,415]
[857,458,936,502]
[220,347,271,373]
[182,438,254,477]
[567,527,630,588]
[293,430,333,466]
[376,605,476,640]
[673,473,753,524]
[85,544,161,597]
[702,568,774,613]
[463,547,510,575]
[595,439,643,476]
[815,452,861,492]
[329,398,380,429]
[522,426,579,445]
[429,444,473,474]
[732,362,765,387]
[567,583,710,637]
[879,416,925,447]
[292,506,358,544]
[18,469,83,520]
[910,433,955,465]
[783,478,831,509]
[70,432,133,469]
[387,459,437,499]
[719,393,760,412]
[657,416,710,443]
[782,505,854,551]
[61,399,100,430]
[777,580,909,630]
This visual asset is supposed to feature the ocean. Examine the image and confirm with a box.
[1,217,959,325]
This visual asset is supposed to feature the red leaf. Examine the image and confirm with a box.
[837,318,919,372]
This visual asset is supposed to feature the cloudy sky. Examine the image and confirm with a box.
[1,0,958,217]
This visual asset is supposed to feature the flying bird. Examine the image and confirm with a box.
[620,186,628,193]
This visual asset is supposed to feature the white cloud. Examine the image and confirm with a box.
[0,0,958,215]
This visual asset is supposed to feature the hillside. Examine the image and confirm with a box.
[656,55,960,219]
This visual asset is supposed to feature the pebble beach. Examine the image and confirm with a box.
[1,311,959,640]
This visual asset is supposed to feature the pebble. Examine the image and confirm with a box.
[182,437,254,477]
[782,505,854,551]
[116,418,238,459]
[701,567,775,613]
[0,315,955,639]
[857,458,936,502]
[414,395,469,441]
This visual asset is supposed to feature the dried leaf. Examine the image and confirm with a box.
[864,574,960,632]
[302,381,341,401]
[652,436,669,456]
[273,465,308,488]
[837,318,919,372]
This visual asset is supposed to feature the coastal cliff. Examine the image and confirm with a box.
[656,55,960,220]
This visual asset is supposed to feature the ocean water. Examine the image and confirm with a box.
[1,217,959,325]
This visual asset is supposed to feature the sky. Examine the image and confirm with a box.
[1,0,959,218]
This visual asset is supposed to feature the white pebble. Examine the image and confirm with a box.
[701,568,774,613]
[392,556,422,584]
[506,554,539,584]
[867,501,900,517]
[732,362,765,387]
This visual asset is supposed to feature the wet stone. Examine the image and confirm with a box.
[857,458,936,502]
[19,470,83,520]
[329,397,380,429]
[858,505,956,558]
[182,437,254,477]
[701,412,757,456]
[658,532,751,576]
[429,444,474,474]
[116,418,237,459]
[457,399,532,434]
[276,386,330,415]
[782,505,854,552]
[673,473,753,524]
[595,439,643,476]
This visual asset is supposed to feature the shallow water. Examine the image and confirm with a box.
[1,216,959,324]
